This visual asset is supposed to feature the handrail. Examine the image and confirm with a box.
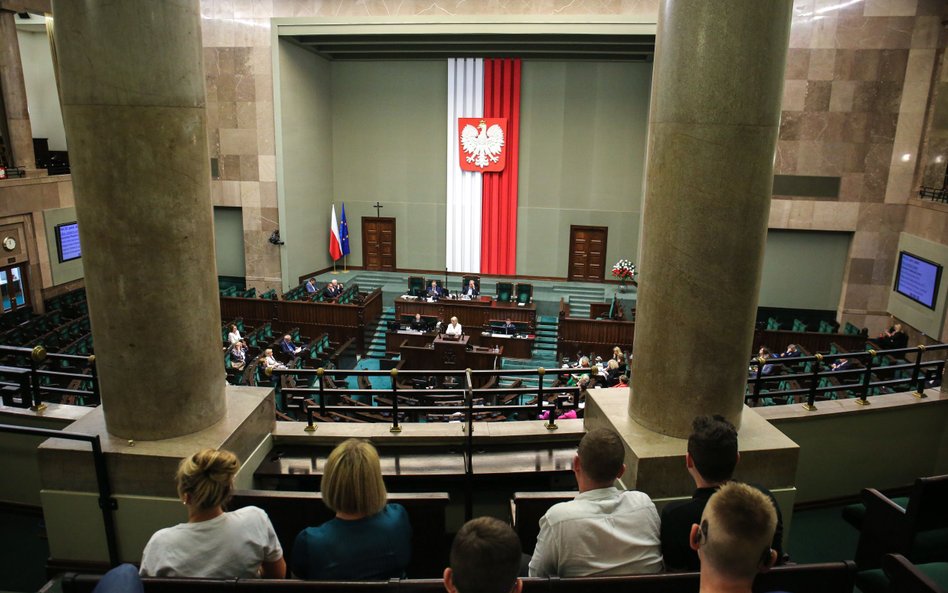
[0,423,119,567]
[0,345,99,409]
[273,366,581,431]
[746,343,947,410]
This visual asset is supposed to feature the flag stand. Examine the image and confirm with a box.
[343,256,349,273]
[331,261,337,274]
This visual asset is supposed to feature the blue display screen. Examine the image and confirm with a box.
[55,222,81,263]
[894,251,942,310]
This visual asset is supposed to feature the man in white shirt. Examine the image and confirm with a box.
[445,316,463,337]
[528,428,663,577]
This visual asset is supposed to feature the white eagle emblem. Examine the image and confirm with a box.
[461,121,505,168]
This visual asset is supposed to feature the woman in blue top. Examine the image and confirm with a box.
[291,438,412,580]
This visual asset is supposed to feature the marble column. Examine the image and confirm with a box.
[51,0,225,439]
[629,0,793,437]
[0,10,38,171]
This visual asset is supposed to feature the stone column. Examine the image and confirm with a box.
[629,0,793,437]
[51,0,225,439]
[0,10,38,171]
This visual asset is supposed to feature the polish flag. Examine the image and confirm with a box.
[329,204,342,261]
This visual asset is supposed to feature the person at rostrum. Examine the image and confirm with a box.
[139,449,285,578]
[445,316,463,337]
[428,280,444,299]
[691,482,780,593]
[501,318,517,335]
[410,313,427,332]
[444,517,522,593]
[528,428,663,577]
[462,279,479,298]
[292,438,412,580]
[660,415,783,572]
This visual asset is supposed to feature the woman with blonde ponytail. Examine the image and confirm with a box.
[140,449,285,578]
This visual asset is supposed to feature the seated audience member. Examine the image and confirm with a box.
[410,313,427,331]
[263,348,284,370]
[445,316,463,337]
[612,346,623,362]
[529,428,662,577]
[755,348,776,376]
[227,324,242,345]
[463,279,479,298]
[502,317,517,335]
[305,278,318,294]
[324,279,343,299]
[428,280,444,299]
[280,334,303,356]
[292,439,411,580]
[780,344,801,358]
[879,323,908,349]
[140,449,285,578]
[831,357,852,371]
[660,415,783,572]
[691,482,779,593]
[614,375,629,388]
[443,517,522,593]
[92,564,143,593]
[229,341,247,371]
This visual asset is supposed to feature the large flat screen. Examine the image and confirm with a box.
[894,251,942,310]
[55,221,81,263]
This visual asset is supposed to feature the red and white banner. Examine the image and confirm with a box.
[328,204,342,262]
[458,118,506,172]
[445,58,521,275]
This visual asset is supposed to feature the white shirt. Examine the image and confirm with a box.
[140,506,282,578]
[228,330,242,345]
[445,323,462,336]
[528,487,663,577]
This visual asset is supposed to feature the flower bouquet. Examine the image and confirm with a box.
[611,259,637,290]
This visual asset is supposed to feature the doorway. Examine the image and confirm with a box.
[362,217,396,271]
[0,263,30,313]
[568,225,608,281]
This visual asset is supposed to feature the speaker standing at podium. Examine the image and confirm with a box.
[445,316,462,337]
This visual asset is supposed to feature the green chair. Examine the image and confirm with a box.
[766,317,781,330]
[792,319,808,332]
[516,283,533,304]
[496,282,513,303]
[407,276,425,297]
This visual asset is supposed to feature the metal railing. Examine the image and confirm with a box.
[0,345,99,410]
[746,343,947,410]
[273,367,581,433]
[919,166,948,203]
[0,423,118,566]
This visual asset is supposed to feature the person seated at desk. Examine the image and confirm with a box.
[501,317,517,335]
[780,344,801,358]
[280,334,304,356]
[324,279,343,299]
[305,278,318,294]
[462,279,479,298]
[427,280,444,299]
[229,341,247,371]
[878,323,908,349]
[445,316,463,337]
[409,313,427,332]
[263,348,285,370]
[831,357,853,372]
[227,324,242,346]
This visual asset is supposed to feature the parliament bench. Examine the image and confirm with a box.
[60,561,857,593]
[228,490,450,578]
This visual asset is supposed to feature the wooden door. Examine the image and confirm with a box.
[362,217,396,271]
[568,225,608,281]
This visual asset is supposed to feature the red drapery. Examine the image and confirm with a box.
[481,58,521,275]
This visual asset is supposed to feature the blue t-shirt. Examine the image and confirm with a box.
[291,503,412,580]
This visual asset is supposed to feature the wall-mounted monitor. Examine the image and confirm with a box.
[893,251,942,310]
[55,221,81,263]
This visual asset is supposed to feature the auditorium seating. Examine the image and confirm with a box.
[882,554,948,593]
[60,561,858,593]
[228,489,450,578]
[848,475,948,571]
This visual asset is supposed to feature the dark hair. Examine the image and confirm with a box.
[578,428,625,483]
[687,415,738,483]
[450,517,521,593]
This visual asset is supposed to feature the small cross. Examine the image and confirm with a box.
[373,201,383,217]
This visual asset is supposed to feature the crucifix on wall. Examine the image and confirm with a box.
[373,201,383,218]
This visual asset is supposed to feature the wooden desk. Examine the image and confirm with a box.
[558,316,635,360]
[399,334,499,384]
[395,296,536,329]
[386,329,436,354]
[469,332,534,360]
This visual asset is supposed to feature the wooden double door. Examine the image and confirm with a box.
[568,225,608,282]
[362,217,396,271]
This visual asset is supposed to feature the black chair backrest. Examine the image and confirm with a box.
[884,554,946,593]
[229,490,449,578]
[905,475,948,535]
[512,491,577,553]
[407,276,424,296]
